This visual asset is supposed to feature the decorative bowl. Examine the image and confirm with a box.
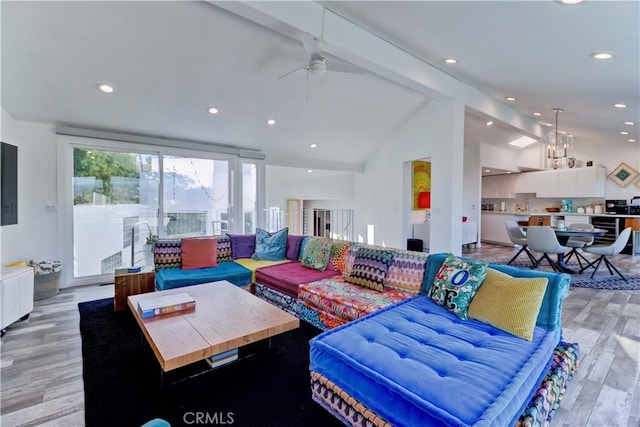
[546,208,560,212]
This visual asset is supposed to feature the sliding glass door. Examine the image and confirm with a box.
[162,155,230,238]
[73,148,159,278]
[65,135,264,285]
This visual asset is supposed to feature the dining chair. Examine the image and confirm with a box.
[580,227,632,281]
[563,223,594,270]
[504,221,536,266]
[528,215,551,226]
[526,226,568,272]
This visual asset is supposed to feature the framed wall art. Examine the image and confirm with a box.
[412,160,431,210]
[608,162,639,187]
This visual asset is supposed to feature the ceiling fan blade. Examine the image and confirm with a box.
[326,58,366,75]
[277,65,308,80]
[301,33,323,61]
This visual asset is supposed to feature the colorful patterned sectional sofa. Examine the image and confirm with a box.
[153,235,427,330]
[252,240,429,328]
[309,252,580,427]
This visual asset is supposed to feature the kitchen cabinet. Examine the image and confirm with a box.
[480,213,513,245]
[513,172,537,194]
[510,166,605,198]
[1,267,34,334]
[574,167,605,197]
[481,174,516,198]
[534,170,560,197]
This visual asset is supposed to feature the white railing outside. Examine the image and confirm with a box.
[262,208,354,241]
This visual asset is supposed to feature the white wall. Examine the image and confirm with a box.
[350,98,467,252]
[572,137,640,201]
[265,165,354,208]
[463,141,482,225]
[1,108,59,266]
[480,143,521,172]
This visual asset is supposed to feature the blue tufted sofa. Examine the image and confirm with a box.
[309,252,580,427]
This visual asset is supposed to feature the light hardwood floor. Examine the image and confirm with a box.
[1,243,638,426]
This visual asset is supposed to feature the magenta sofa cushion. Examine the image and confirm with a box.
[255,262,339,298]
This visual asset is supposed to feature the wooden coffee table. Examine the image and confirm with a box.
[127,281,299,373]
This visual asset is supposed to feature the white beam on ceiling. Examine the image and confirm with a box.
[212,1,543,139]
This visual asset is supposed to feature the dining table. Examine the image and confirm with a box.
[522,226,608,274]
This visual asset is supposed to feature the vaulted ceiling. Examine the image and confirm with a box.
[2,1,638,171]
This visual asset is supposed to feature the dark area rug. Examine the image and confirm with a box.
[79,298,343,427]
[488,257,640,290]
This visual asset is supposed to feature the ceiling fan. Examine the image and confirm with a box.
[277,33,366,80]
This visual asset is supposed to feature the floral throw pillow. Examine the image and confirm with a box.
[430,253,488,320]
[301,237,333,271]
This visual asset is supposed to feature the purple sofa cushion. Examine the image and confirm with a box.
[227,234,256,259]
[286,235,305,261]
[255,261,339,298]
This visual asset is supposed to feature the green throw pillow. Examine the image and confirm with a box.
[430,253,488,320]
[300,237,333,271]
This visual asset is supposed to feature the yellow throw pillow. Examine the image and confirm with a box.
[468,268,548,341]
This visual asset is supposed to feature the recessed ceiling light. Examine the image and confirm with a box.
[591,52,614,60]
[444,58,457,64]
[207,106,219,115]
[542,122,553,127]
[486,121,493,126]
[485,169,491,173]
[533,112,542,116]
[558,0,584,4]
[97,83,114,93]
[506,171,512,174]
[614,103,627,108]
[306,169,313,173]
[623,121,635,126]
[505,97,516,101]
[309,143,317,148]
[266,119,276,126]
[620,131,629,135]
[629,139,637,142]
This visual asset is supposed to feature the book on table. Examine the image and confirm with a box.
[137,292,196,318]
[115,266,142,275]
[206,348,239,369]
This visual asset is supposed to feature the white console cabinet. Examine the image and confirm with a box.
[413,222,478,251]
[1,267,34,334]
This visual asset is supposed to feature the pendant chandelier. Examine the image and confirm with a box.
[545,108,574,169]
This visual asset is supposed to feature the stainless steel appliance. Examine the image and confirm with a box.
[605,199,629,215]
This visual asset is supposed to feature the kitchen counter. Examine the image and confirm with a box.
[481,211,640,218]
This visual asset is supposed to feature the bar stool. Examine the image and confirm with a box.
[625,218,640,256]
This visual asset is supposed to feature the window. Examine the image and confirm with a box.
[63,135,265,285]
